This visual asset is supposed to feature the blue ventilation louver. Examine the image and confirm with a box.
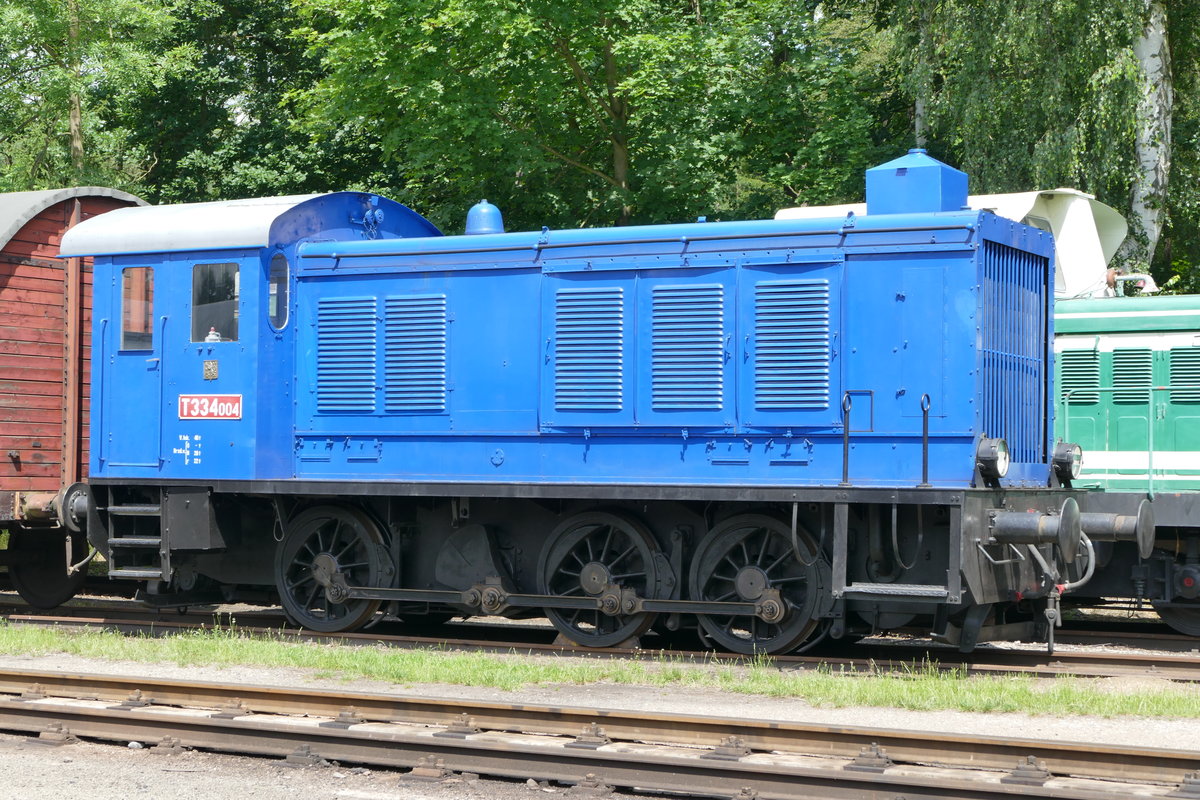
[554,287,624,411]
[754,279,830,409]
[316,297,377,413]
[385,295,447,412]
[651,285,724,410]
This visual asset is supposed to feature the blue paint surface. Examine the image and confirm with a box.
[89,161,1057,490]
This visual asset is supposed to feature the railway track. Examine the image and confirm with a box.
[3,598,1199,683]
[0,667,1194,799]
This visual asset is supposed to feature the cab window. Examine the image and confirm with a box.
[121,267,154,350]
[268,252,289,329]
[192,262,239,342]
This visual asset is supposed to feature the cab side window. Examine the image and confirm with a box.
[121,267,154,350]
[268,253,289,329]
[192,262,239,342]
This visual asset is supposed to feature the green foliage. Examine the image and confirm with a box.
[0,0,182,190]
[293,0,899,230]
[111,0,393,203]
[0,0,1198,280]
[892,0,1143,201]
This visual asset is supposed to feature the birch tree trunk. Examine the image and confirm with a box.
[1122,0,1171,267]
[68,0,85,175]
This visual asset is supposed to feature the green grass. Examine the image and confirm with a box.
[0,622,1196,718]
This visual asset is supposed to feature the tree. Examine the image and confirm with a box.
[114,0,393,203]
[295,0,716,229]
[0,0,179,190]
[294,0,899,230]
[868,0,1198,280]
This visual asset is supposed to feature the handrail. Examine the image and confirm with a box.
[1061,383,1200,499]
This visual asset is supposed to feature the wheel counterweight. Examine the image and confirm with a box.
[274,506,388,632]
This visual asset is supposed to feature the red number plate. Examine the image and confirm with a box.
[178,394,243,420]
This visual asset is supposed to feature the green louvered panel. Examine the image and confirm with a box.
[1060,350,1100,405]
[1112,348,1152,404]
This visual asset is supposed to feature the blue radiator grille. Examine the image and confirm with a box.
[980,241,1047,463]
[754,279,830,409]
[316,297,378,413]
[652,284,724,409]
[385,295,447,412]
[554,287,624,410]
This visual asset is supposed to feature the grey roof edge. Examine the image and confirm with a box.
[58,193,328,257]
[0,186,147,254]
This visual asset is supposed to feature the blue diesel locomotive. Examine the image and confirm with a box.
[57,150,1143,653]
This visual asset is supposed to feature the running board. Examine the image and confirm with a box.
[841,583,949,598]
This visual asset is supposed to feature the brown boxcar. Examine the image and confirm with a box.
[0,188,144,606]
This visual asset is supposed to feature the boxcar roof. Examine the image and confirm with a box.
[59,193,325,257]
[0,187,146,252]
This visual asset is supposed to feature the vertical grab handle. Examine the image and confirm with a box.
[840,392,852,487]
[918,393,932,488]
[157,315,168,466]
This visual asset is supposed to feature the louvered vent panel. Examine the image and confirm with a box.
[554,287,624,410]
[317,297,377,413]
[385,295,447,412]
[1170,347,1200,403]
[754,280,830,409]
[979,241,1047,463]
[652,285,724,409]
[1060,350,1100,405]
[1112,348,1152,404]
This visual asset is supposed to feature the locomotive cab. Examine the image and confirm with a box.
[59,193,440,579]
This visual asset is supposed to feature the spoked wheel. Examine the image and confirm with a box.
[538,511,663,648]
[1153,600,1200,637]
[7,528,89,609]
[689,514,826,655]
[275,506,389,632]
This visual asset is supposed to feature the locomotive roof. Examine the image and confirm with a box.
[776,188,1126,299]
[0,186,146,252]
[58,193,325,256]
[1056,293,1200,334]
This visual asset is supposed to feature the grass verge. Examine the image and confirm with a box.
[0,622,1195,718]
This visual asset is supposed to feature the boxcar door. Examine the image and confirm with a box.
[102,264,163,469]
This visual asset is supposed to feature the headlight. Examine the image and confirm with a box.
[1053,441,1083,483]
[976,437,1010,480]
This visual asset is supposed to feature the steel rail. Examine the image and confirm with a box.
[2,694,1175,800]
[0,667,1194,788]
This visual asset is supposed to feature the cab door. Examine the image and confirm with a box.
[103,265,163,469]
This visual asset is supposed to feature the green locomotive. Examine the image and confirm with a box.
[1055,294,1200,636]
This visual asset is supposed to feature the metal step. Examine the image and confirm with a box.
[108,537,163,549]
[108,568,164,580]
[104,504,162,517]
[842,583,949,598]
